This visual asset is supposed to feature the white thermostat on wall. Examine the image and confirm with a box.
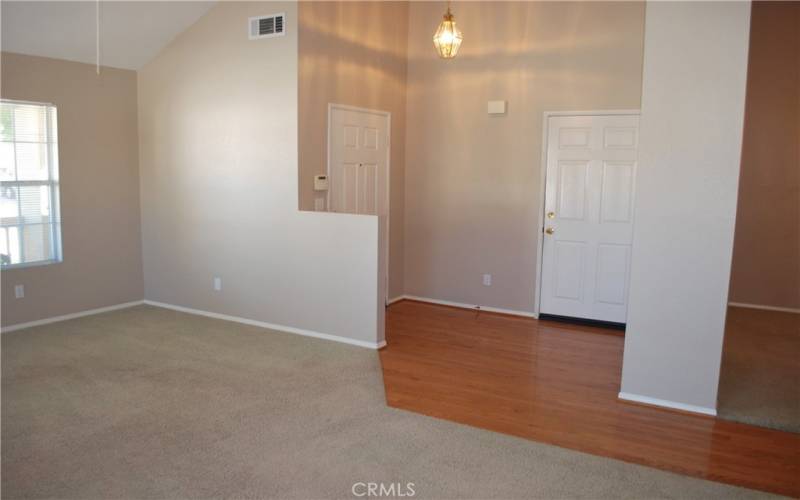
[314,175,329,191]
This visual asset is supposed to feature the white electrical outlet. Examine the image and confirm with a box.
[482,274,492,286]
[213,277,222,292]
[14,284,24,299]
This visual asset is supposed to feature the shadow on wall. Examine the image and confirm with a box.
[297,1,408,214]
[298,24,407,110]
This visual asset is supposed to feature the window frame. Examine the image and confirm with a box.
[0,98,63,270]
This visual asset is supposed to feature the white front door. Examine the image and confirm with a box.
[540,114,639,323]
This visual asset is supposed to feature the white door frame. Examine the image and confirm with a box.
[327,103,392,303]
[533,109,641,318]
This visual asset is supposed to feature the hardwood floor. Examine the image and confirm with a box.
[380,300,800,497]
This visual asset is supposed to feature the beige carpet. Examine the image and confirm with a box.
[718,307,800,433]
[2,306,775,499]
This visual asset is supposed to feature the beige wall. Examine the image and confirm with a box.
[298,1,408,299]
[404,2,645,313]
[0,52,143,327]
[139,2,383,346]
[729,1,800,310]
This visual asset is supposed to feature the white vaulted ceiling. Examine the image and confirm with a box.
[1,1,217,70]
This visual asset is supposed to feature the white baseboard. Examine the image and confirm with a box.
[386,296,405,306]
[728,302,800,314]
[618,392,716,416]
[1,300,145,334]
[399,295,538,318]
[143,300,384,350]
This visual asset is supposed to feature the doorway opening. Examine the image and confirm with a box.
[717,0,799,434]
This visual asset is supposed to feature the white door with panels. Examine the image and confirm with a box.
[328,106,389,217]
[540,114,639,323]
[328,104,390,302]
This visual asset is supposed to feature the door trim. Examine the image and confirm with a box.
[327,103,392,304]
[533,110,641,318]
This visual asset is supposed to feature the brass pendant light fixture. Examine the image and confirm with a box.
[433,1,463,59]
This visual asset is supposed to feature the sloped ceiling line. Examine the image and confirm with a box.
[1,1,217,70]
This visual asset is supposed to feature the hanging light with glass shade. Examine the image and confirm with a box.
[433,1,463,59]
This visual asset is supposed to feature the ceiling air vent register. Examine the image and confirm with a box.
[249,13,285,39]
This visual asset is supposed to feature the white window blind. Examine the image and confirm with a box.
[0,100,62,268]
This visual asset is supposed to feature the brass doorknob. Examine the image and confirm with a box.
[545,227,555,235]
[547,211,556,219]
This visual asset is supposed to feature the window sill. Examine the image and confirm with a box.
[1,259,62,271]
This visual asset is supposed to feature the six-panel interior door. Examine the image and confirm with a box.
[328,105,390,303]
[539,114,639,323]
[328,107,388,217]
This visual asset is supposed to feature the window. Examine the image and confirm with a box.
[0,100,62,268]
